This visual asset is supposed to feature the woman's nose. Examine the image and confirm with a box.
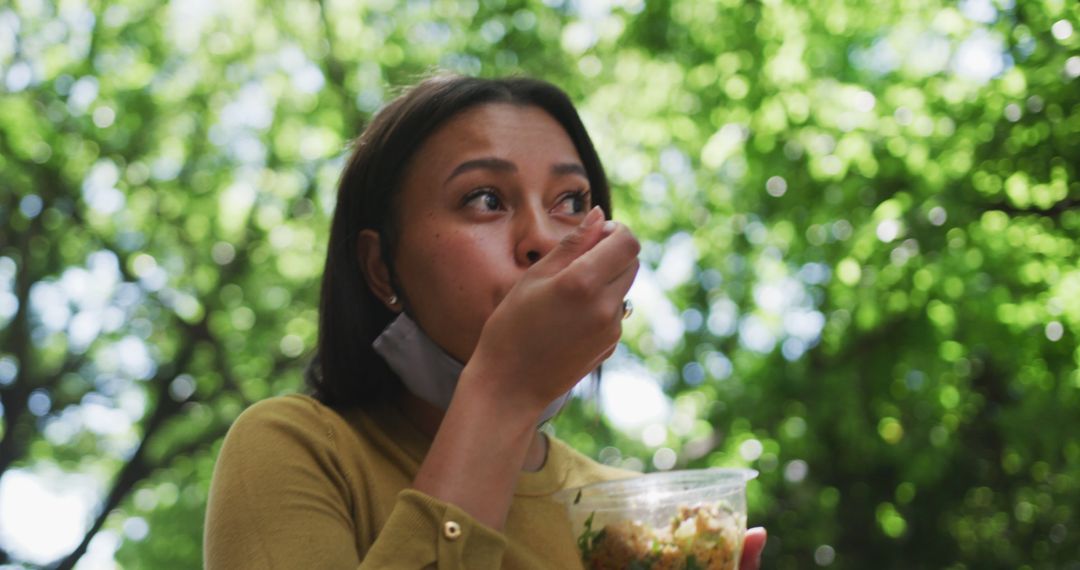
[514,210,563,267]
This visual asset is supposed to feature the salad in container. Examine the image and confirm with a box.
[556,468,758,570]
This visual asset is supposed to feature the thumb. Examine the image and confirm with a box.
[540,206,606,271]
[740,527,767,570]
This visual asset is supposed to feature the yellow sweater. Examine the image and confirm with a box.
[204,394,633,569]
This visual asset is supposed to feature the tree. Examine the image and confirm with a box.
[0,0,1076,568]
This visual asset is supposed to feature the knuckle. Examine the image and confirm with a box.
[589,305,609,326]
[608,230,640,259]
[605,323,622,345]
[556,272,591,297]
[559,228,586,249]
[584,306,612,335]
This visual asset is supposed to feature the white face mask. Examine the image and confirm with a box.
[372,313,582,425]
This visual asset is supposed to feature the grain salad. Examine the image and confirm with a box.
[577,501,744,570]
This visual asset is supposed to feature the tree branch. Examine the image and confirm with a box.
[983,198,1079,221]
[49,315,209,570]
[0,156,47,477]
[314,0,363,130]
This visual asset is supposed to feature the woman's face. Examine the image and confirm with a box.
[392,103,593,362]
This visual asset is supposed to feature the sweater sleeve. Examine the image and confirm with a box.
[203,397,508,570]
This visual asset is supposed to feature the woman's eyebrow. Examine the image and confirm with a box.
[551,162,588,178]
[443,158,588,185]
[444,157,516,185]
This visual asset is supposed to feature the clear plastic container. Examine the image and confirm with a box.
[555,468,758,570]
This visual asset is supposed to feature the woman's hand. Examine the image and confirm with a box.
[415,206,638,530]
[740,527,767,570]
[464,206,640,417]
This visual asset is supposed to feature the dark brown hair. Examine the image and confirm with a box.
[306,75,612,410]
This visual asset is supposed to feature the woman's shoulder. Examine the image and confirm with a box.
[548,435,639,490]
[232,393,334,425]
[224,393,352,448]
[235,392,332,419]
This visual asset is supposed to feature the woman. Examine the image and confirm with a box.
[204,75,766,569]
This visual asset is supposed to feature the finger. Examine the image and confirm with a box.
[605,257,639,293]
[591,259,639,322]
[583,341,619,372]
[565,222,640,286]
[740,527,767,570]
[536,206,606,272]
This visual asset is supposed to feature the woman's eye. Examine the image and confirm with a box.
[464,188,503,212]
[555,190,590,215]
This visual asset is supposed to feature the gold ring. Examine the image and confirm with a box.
[622,299,633,320]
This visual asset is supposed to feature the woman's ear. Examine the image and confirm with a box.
[356,229,400,312]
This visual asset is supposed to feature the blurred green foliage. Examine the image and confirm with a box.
[1,0,1078,568]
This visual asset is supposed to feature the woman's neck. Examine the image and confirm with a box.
[397,391,550,472]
